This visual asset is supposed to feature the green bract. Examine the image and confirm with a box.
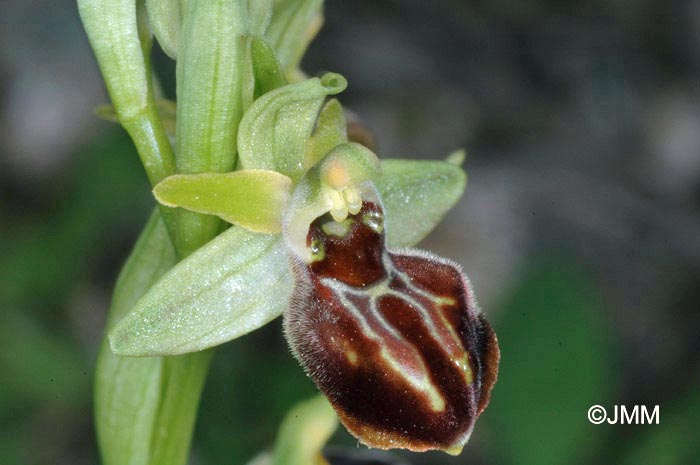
[242,36,288,112]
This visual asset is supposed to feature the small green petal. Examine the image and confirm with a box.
[271,396,338,465]
[266,0,323,78]
[376,158,467,248]
[305,98,348,168]
[153,170,292,234]
[238,73,347,182]
[146,0,182,59]
[109,227,293,356]
[175,0,249,257]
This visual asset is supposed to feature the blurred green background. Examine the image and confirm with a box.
[1,0,699,464]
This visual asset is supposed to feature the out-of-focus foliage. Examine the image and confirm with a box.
[486,260,615,465]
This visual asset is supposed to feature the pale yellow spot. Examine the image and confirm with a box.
[453,354,473,385]
[346,350,358,365]
[325,162,349,189]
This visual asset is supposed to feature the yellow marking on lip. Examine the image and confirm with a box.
[322,277,447,413]
[346,350,359,365]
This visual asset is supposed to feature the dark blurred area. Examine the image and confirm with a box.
[1,0,699,464]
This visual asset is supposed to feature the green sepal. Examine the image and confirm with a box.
[376,158,467,248]
[305,98,348,168]
[153,170,292,234]
[238,73,347,182]
[109,226,293,356]
[271,396,338,465]
[146,0,182,59]
[266,0,323,79]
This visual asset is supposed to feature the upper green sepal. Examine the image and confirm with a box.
[238,73,347,182]
[376,158,467,247]
[109,226,293,356]
[153,170,293,234]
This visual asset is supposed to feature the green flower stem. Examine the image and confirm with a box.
[78,0,178,238]
[149,351,215,465]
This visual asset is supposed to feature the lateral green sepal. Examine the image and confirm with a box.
[153,170,292,234]
[109,227,293,356]
[376,158,467,247]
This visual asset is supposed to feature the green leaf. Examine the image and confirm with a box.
[266,0,323,78]
[153,170,292,233]
[375,158,466,248]
[175,0,249,257]
[95,211,174,465]
[305,98,347,168]
[110,226,293,356]
[271,396,338,465]
[146,0,182,59]
[487,260,615,465]
[238,73,347,182]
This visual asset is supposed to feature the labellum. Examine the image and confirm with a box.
[284,199,500,454]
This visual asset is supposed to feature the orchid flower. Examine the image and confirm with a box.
[79,0,498,461]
